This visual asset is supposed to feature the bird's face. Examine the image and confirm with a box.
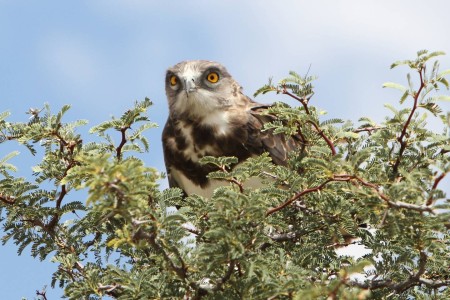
[165,60,241,119]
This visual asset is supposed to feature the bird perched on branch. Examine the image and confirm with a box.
[162,60,300,197]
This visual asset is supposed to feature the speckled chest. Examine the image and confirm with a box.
[172,117,250,163]
[162,112,262,188]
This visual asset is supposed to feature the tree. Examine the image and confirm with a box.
[1,50,449,299]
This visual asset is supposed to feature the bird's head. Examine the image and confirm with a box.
[165,60,243,119]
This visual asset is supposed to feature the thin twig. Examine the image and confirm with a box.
[426,172,447,206]
[353,126,384,134]
[266,179,333,216]
[213,260,236,291]
[182,224,202,235]
[219,165,244,193]
[280,84,337,155]
[116,126,129,160]
[348,252,439,293]
[266,174,435,216]
[282,90,310,114]
[46,184,67,231]
[392,68,425,176]
[335,174,435,213]
[307,120,337,156]
[98,283,122,297]
[133,228,188,282]
[36,289,48,300]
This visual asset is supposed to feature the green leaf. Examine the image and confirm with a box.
[437,69,450,78]
[384,103,398,114]
[336,131,360,139]
[199,156,238,167]
[424,50,446,60]
[390,60,410,69]
[0,151,19,164]
[435,95,450,102]
[382,82,408,92]
[0,111,11,122]
[399,90,410,104]
[437,77,449,88]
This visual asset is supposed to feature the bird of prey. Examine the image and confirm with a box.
[162,60,300,197]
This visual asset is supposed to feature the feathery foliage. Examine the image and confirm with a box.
[1,52,450,299]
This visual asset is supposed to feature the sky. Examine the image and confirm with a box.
[1,1,450,298]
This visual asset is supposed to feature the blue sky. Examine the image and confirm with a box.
[1,1,450,298]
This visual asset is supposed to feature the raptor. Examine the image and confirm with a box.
[162,60,300,197]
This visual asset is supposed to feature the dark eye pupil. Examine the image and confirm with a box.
[208,73,218,82]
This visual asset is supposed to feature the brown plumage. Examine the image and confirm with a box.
[162,60,299,197]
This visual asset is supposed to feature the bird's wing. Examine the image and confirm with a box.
[161,119,184,191]
[247,104,302,166]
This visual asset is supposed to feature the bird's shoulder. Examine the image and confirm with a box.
[246,102,302,166]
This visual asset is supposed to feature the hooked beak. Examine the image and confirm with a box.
[184,78,196,96]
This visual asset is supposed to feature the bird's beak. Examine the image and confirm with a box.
[184,79,196,96]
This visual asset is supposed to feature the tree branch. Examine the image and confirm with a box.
[426,172,447,206]
[218,165,244,193]
[349,270,449,294]
[83,232,102,249]
[36,288,48,300]
[306,120,337,156]
[266,174,435,216]
[132,225,188,282]
[182,224,202,236]
[281,84,337,156]
[392,68,425,176]
[98,283,122,298]
[116,126,129,160]
[353,126,384,134]
[213,260,236,291]
[266,179,333,216]
[335,174,435,213]
[46,184,67,231]
[282,89,311,114]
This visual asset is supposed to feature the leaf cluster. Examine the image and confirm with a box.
[1,53,450,299]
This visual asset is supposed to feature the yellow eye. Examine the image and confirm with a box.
[206,71,219,83]
[169,75,178,86]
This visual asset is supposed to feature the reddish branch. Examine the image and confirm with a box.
[213,260,236,291]
[349,251,433,293]
[116,126,129,160]
[98,284,122,298]
[280,85,337,156]
[307,120,337,156]
[335,174,434,213]
[182,224,202,235]
[229,178,244,193]
[392,68,425,176]
[266,174,434,216]
[46,184,67,231]
[0,133,16,142]
[282,90,311,114]
[218,165,244,193]
[36,289,48,300]
[133,226,188,282]
[47,129,76,231]
[426,172,447,206]
[266,179,333,216]
[353,126,383,134]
